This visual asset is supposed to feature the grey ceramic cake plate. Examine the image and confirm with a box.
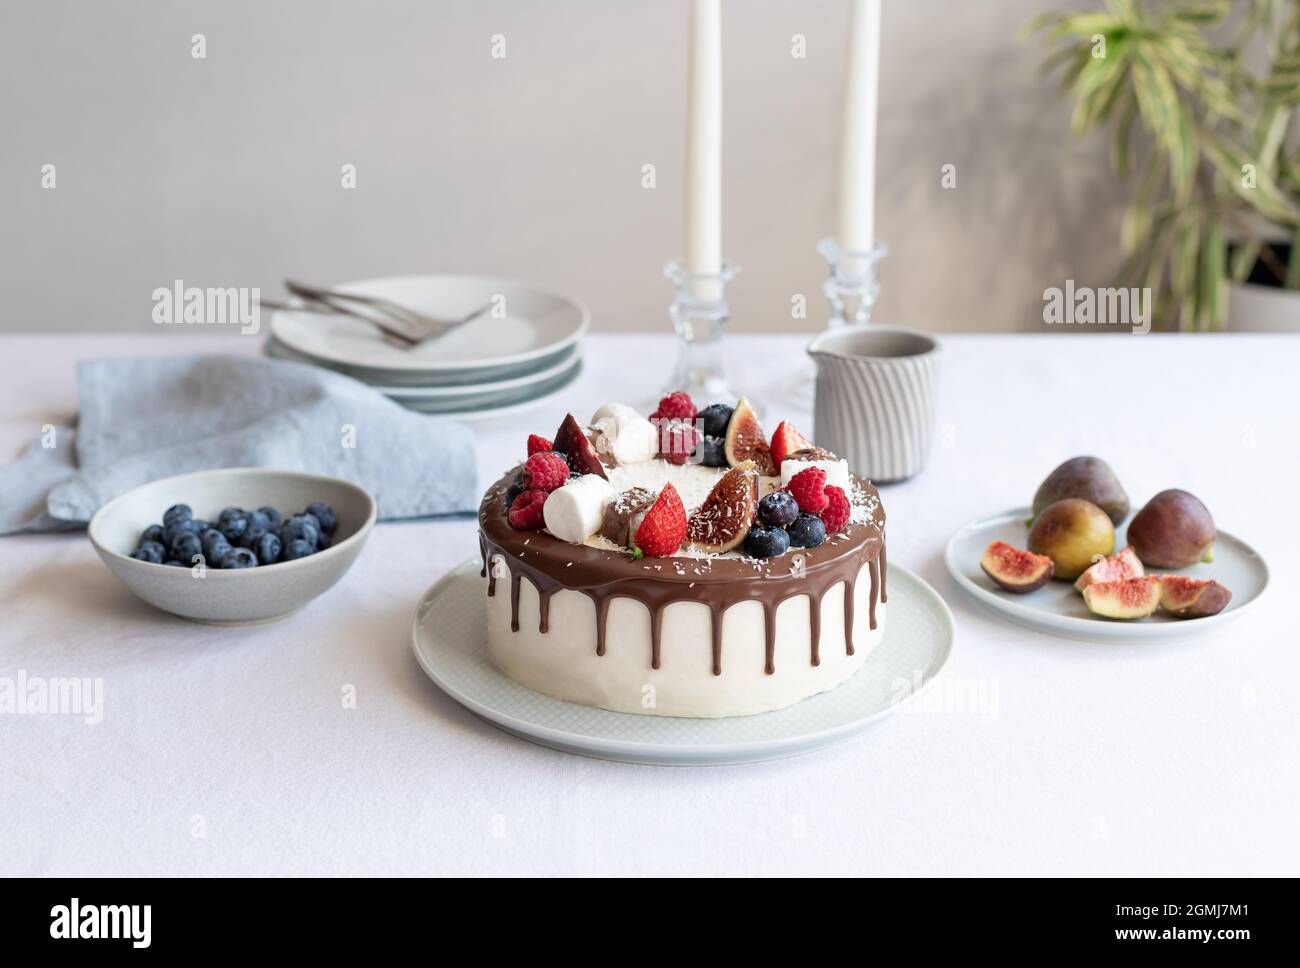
[411,559,955,766]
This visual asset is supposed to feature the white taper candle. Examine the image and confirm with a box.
[837,0,881,258]
[685,0,722,301]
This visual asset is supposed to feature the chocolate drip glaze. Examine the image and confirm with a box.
[538,589,551,634]
[649,607,663,670]
[762,601,777,675]
[868,558,879,631]
[809,588,823,667]
[844,578,855,656]
[881,541,888,604]
[478,470,886,676]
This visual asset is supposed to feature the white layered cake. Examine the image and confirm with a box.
[478,394,887,718]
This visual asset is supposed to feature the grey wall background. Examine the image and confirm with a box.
[1,0,1120,335]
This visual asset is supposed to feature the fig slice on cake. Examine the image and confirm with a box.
[1082,575,1161,619]
[723,398,776,476]
[979,540,1054,593]
[552,413,608,479]
[1074,545,1144,593]
[686,460,758,554]
[1158,575,1232,619]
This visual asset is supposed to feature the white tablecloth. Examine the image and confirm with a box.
[2,332,1297,875]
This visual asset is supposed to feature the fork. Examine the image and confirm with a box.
[284,280,493,345]
[259,297,420,348]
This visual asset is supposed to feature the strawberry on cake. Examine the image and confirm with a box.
[477,391,887,719]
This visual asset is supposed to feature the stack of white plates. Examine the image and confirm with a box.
[265,275,588,420]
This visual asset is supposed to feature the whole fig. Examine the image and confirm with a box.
[1127,489,1215,568]
[1027,498,1115,580]
[1031,456,1130,525]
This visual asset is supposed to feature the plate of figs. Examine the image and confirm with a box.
[944,456,1269,641]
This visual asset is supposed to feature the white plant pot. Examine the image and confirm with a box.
[1227,280,1300,332]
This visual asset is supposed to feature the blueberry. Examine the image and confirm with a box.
[316,531,331,551]
[697,435,727,467]
[305,502,337,535]
[280,538,314,562]
[219,514,248,543]
[257,506,283,529]
[787,512,827,548]
[132,540,166,564]
[254,531,282,566]
[170,531,203,563]
[191,519,211,534]
[698,403,734,438]
[238,524,267,549]
[218,506,245,524]
[141,524,165,545]
[245,509,270,532]
[163,503,192,527]
[219,547,258,569]
[743,524,791,559]
[759,491,800,528]
[506,470,526,506]
[280,516,319,548]
[163,519,201,547]
[298,512,322,533]
[200,528,230,560]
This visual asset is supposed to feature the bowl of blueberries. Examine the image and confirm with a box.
[88,467,376,624]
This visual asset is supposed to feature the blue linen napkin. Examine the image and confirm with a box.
[0,355,478,534]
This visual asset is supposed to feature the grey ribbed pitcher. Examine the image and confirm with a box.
[808,328,939,483]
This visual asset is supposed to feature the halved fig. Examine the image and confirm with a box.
[552,413,608,479]
[1082,575,1161,620]
[980,540,1053,593]
[686,460,758,553]
[1158,575,1231,619]
[769,420,814,470]
[723,397,776,475]
[1074,545,1144,593]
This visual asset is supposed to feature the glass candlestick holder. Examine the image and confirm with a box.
[782,239,888,407]
[817,238,888,328]
[661,259,741,404]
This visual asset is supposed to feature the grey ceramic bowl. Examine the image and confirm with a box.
[88,468,376,625]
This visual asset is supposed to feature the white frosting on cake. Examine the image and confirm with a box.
[485,456,888,719]
[486,552,885,718]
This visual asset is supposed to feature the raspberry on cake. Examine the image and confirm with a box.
[478,395,888,718]
[507,490,548,530]
[786,466,830,514]
[821,485,852,534]
[523,452,570,492]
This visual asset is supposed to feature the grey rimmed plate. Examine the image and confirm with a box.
[944,508,1269,642]
[410,559,954,766]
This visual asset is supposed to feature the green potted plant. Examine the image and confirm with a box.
[1028,0,1300,331]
